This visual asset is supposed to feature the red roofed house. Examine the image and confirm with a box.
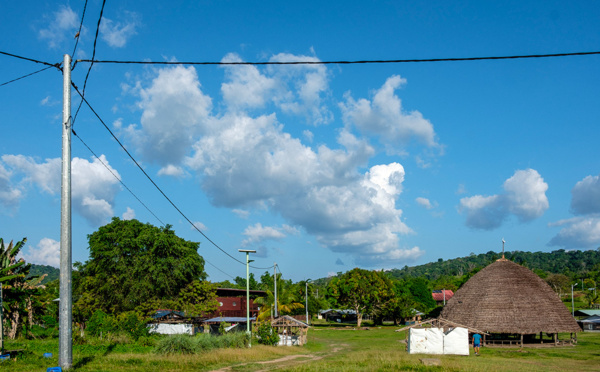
[432,290,454,306]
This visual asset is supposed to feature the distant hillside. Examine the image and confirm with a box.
[387,249,600,281]
[28,264,59,284]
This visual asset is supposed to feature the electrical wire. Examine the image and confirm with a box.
[0,65,55,87]
[72,129,166,227]
[0,51,61,69]
[72,100,239,280]
[70,0,89,62]
[71,83,273,271]
[74,50,600,67]
[72,0,106,127]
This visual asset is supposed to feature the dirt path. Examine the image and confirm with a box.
[210,344,348,372]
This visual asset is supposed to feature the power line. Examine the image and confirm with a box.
[74,50,600,67]
[73,0,106,127]
[70,82,272,271]
[73,125,238,280]
[71,88,244,279]
[0,65,55,87]
[0,51,61,69]
[70,0,89,61]
[72,129,166,227]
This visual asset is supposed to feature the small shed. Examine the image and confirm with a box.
[271,315,309,346]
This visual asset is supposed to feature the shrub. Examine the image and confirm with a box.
[86,310,117,337]
[255,322,279,346]
[117,311,149,340]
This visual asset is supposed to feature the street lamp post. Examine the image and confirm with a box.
[239,249,256,347]
[571,282,578,317]
[305,279,311,325]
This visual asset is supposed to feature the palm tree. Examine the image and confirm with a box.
[254,275,303,321]
[1,238,45,339]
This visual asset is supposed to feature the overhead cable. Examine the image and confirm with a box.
[71,83,273,271]
[0,50,61,69]
[74,127,237,280]
[72,0,106,127]
[72,129,166,227]
[74,50,600,67]
[70,0,89,61]
[0,65,55,87]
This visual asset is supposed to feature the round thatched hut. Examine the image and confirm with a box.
[440,258,580,346]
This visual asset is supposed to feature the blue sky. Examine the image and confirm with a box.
[1,1,599,282]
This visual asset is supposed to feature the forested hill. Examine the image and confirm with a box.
[29,264,60,284]
[387,249,600,281]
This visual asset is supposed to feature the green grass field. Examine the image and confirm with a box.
[2,327,599,371]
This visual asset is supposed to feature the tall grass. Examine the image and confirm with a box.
[154,332,250,354]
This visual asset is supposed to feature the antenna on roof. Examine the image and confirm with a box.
[501,238,506,259]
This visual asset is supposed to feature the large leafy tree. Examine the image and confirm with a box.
[75,218,206,314]
[329,268,393,327]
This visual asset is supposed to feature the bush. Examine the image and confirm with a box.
[117,311,149,340]
[86,310,117,337]
[255,322,279,346]
[155,334,197,355]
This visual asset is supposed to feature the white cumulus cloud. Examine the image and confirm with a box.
[23,238,60,267]
[1,154,121,226]
[122,207,136,220]
[340,75,438,148]
[548,174,600,249]
[460,169,549,230]
[38,6,79,49]
[100,13,140,48]
[570,174,600,215]
[122,65,212,168]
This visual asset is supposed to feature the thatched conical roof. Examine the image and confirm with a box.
[440,258,580,334]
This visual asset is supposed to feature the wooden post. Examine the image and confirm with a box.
[520,334,523,348]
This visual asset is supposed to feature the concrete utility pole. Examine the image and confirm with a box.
[239,249,255,347]
[305,279,311,325]
[274,263,278,318]
[1,283,4,354]
[59,54,73,370]
[572,283,578,317]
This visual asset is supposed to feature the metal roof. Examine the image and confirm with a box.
[574,309,600,317]
[203,316,255,323]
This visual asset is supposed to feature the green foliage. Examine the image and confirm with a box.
[154,334,197,355]
[154,333,250,355]
[116,311,150,340]
[75,218,206,315]
[177,280,219,316]
[86,310,118,337]
[329,268,393,327]
[86,310,149,340]
[27,264,59,284]
[255,321,279,346]
[388,248,600,282]
[406,277,436,312]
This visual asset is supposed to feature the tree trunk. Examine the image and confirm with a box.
[356,312,363,327]
[8,310,19,339]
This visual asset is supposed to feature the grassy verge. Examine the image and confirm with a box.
[1,327,599,371]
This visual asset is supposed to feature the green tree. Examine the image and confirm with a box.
[329,268,393,327]
[384,280,416,325]
[407,277,436,312]
[254,274,303,321]
[176,280,219,316]
[75,218,206,315]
